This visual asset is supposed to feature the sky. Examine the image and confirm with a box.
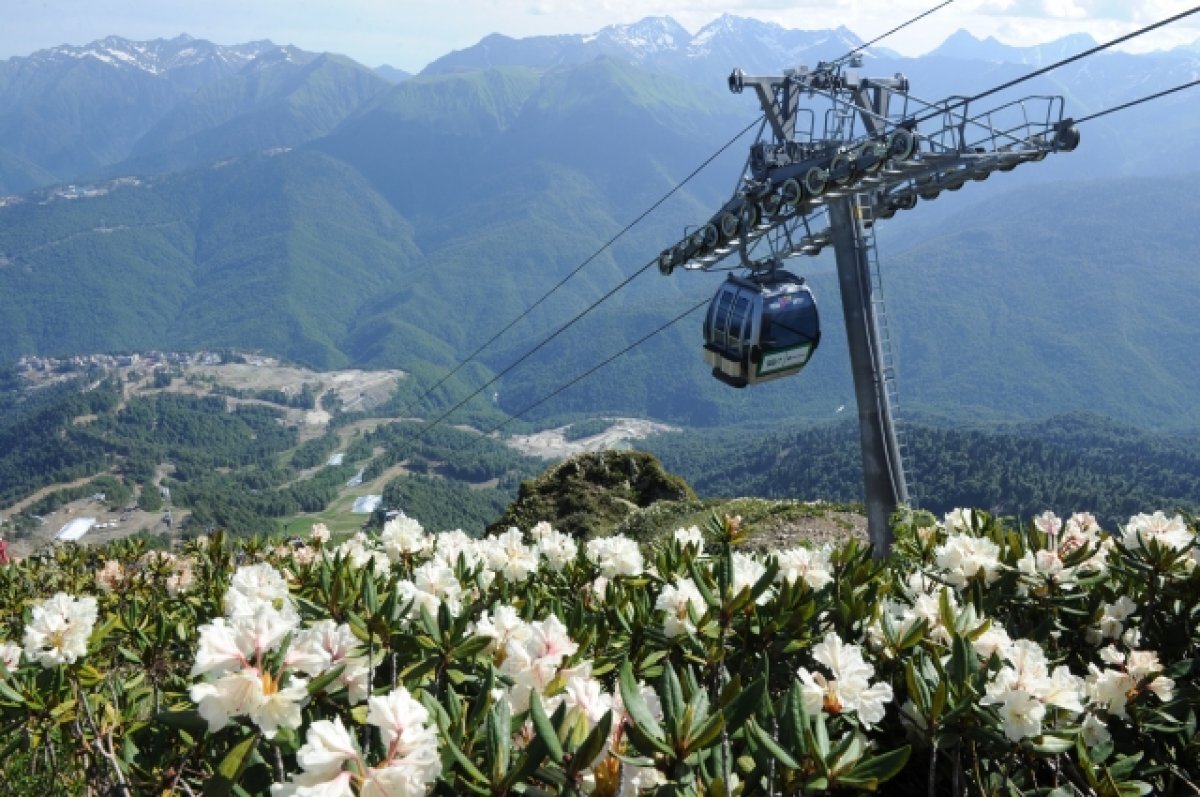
[4,0,1199,71]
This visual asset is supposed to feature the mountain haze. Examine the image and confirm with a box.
[1,18,1199,431]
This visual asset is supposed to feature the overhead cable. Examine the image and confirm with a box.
[402,113,763,416]
[1075,77,1200,124]
[481,297,710,437]
[916,5,1200,123]
[839,0,957,63]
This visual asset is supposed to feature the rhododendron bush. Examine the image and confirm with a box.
[0,509,1196,795]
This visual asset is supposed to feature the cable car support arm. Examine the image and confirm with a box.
[657,58,1079,554]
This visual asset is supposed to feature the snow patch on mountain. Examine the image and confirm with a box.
[27,34,281,76]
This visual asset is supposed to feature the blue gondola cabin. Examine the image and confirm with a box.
[702,269,820,388]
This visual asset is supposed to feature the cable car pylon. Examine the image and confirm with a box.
[657,55,1079,554]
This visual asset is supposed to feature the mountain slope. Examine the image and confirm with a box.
[422,14,871,81]
[120,50,389,175]
[0,150,424,368]
[0,36,386,192]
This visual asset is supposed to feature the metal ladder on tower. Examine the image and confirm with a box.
[855,191,917,508]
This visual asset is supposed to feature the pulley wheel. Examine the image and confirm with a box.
[720,211,741,239]
[740,202,760,229]
[857,141,886,173]
[828,152,853,186]
[658,250,674,275]
[701,223,719,247]
[888,128,916,161]
[780,178,803,207]
[803,167,827,198]
[1054,125,1080,152]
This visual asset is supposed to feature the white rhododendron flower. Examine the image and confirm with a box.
[479,528,539,582]
[559,674,617,767]
[471,604,532,657]
[970,623,1013,661]
[499,614,579,713]
[23,592,98,668]
[532,523,578,571]
[286,620,370,703]
[309,522,331,545]
[0,640,22,672]
[1015,548,1078,593]
[332,533,391,577]
[225,562,297,622]
[1088,596,1137,645]
[774,545,833,590]
[655,578,706,638]
[274,691,440,797]
[992,690,1046,743]
[980,637,1087,741]
[869,578,959,648]
[367,688,440,768]
[673,526,704,553]
[586,536,643,578]
[191,667,308,738]
[189,563,366,737]
[295,716,359,779]
[1085,645,1174,719]
[379,514,431,560]
[1121,511,1194,553]
[95,559,126,592]
[935,534,1002,588]
[433,529,483,569]
[1034,510,1063,541]
[797,632,893,728]
[943,508,978,534]
[396,557,464,619]
[984,638,1085,710]
[732,552,771,604]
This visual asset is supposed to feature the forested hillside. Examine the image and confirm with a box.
[3,369,1198,544]
[644,413,1200,528]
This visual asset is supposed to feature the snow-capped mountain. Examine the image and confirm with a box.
[0,35,387,193]
[21,34,275,74]
[422,14,880,80]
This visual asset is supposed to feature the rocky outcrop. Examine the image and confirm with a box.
[487,450,694,538]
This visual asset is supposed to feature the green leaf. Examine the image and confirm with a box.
[305,663,346,696]
[1106,752,1144,781]
[619,662,668,751]
[487,700,511,784]
[155,710,208,734]
[568,710,613,777]
[443,734,489,786]
[625,713,673,758]
[687,557,721,609]
[721,677,765,735]
[450,634,493,661]
[897,618,927,651]
[660,665,685,744]
[949,635,973,683]
[529,692,564,765]
[203,732,259,797]
[748,719,800,770]
[904,661,930,715]
[0,680,25,705]
[840,745,911,788]
[363,571,379,615]
[686,711,725,755]
[1026,734,1073,754]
